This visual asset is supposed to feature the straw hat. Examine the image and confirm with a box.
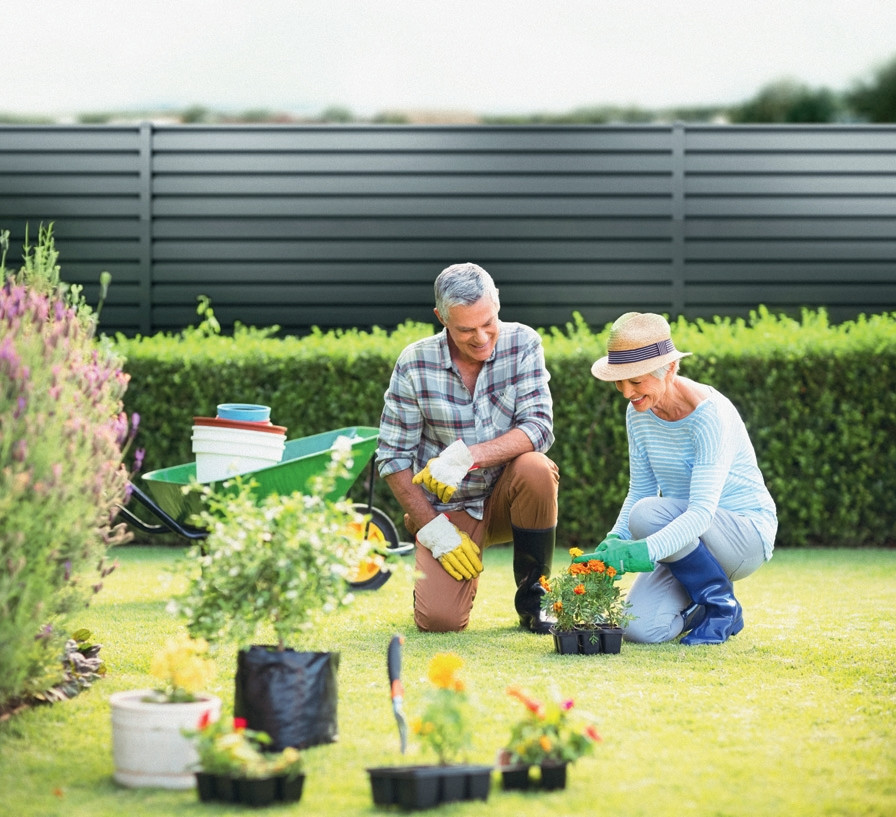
[591,312,691,381]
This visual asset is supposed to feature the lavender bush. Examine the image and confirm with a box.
[0,226,136,710]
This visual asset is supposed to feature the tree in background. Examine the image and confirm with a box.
[729,79,841,123]
[847,56,896,122]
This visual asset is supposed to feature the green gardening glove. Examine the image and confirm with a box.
[573,537,654,575]
[571,533,619,564]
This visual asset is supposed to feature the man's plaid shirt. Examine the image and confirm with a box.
[376,321,554,520]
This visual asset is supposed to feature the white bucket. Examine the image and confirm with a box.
[192,424,286,483]
[110,690,222,789]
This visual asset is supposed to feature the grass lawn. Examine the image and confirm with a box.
[1,544,894,817]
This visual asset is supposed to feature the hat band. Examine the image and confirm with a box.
[607,338,675,365]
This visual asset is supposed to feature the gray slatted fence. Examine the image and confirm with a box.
[1,123,894,335]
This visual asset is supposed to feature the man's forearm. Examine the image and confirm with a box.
[383,469,437,536]
[468,428,534,469]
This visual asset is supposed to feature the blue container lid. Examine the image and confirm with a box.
[216,403,271,422]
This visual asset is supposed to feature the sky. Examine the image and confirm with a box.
[5,0,896,118]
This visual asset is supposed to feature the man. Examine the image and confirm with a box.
[376,262,559,633]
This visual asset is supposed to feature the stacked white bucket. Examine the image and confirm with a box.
[192,404,286,483]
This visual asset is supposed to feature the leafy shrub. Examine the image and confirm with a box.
[116,305,896,549]
[0,227,134,711]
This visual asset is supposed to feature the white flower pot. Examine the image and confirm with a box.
[110,689,222,789]
[191,421,286,483]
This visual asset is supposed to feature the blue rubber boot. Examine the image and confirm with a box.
[667,542,744,645]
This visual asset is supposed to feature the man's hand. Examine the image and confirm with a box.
[573,537,654,575]
[412,440,474,502]
[416,514,483,581]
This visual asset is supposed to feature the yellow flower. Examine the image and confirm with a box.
[412,717,435,736]
[569,547,584,558]
[150,634,215,699]
[427,652,464,690]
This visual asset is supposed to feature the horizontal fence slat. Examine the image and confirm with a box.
[151,196,672,217]
[686,282,896,304]
[687,176,896,195]
[685,240,896,261]
[152,175,672,196]
[0,176,141,194]
[151,126,673,152]
[151,216,673,240]
[154,153,673,173]
[151,260,672,284]
[685,261,895,282]
[685,218,896,239]
[151,239,672,262]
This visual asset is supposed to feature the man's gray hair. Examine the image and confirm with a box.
[434,262,500,317]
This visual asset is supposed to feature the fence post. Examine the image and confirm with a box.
[670,121,686,318]
[137,121,153,334]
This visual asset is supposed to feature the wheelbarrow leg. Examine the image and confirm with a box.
[120,482,208,541]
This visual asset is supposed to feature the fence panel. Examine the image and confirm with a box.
[1,123,894,335]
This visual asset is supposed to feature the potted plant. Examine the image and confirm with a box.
[539,548,633,654]
[498,686,602,791]
[175,439,373,751]
[110,634,221,789]
[367,652,492,810]
[185,711,305,805]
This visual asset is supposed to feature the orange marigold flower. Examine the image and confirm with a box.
[553,601,563,613]
[539,735,552,752]
[606,566,617,578]
[538,575,551,592]
[507,686,542,713]
[573,583,586,595]
[570,562,588,575]
[589,560,605,573]
[428,652,464,690]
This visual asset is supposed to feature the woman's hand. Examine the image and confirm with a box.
[574,537,654,575]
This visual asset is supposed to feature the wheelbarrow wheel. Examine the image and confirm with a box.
[348,504,403,591]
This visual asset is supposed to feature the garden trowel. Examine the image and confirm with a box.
[387,634,408,753]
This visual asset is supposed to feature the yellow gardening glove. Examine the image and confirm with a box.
[416,514,483,581]
[412,440,474,503]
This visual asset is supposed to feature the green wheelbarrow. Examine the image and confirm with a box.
[119,425,410,590]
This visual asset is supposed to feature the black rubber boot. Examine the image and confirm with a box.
[512,525,555,634]
[666,542,744,645]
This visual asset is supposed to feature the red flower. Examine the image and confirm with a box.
[197,709,212,730]
[233,717,248,731]
[585,725,602,742]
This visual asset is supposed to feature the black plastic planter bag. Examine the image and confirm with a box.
[234,646,340,751]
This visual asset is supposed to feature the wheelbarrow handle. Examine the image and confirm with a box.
[120,482,208,541]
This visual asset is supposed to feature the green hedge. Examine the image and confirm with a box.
[115,307,896,549]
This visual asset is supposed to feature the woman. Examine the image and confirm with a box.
[575,312,777,645]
